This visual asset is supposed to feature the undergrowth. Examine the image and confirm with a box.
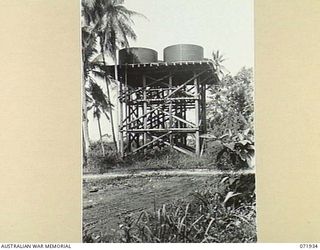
[83,174,256,243]
[84,141,226,174]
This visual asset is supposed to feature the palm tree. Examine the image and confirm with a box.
[82,0,143,153]
[81,0,105,160]
[81,24,98,163]
[95,0,143,152]
[92,102,105,156]
[87,79,113,156]
[211,50,229,81]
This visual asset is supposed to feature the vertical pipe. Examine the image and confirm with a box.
[194,73,200,156]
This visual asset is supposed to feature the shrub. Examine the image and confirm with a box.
[83,174,256,243]
[85,141,123,174]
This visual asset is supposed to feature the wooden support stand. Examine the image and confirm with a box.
[117,61,214,157]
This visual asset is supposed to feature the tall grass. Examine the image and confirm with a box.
[83,174,256,243]
[84,141,226,174]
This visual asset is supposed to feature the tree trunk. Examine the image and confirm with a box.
[101,47,118,152]
[82,130,87,166]
[97,116,105,156]
[82,65,90,164]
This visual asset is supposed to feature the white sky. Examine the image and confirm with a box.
[125,0,253,74]
[88,0,254,141]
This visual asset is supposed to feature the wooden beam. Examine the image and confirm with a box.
[169,76,173,146]
[166,70,206,99]
[145,74,171,87]
[132,132,171,153]
[127,128,197,132]
[122,105,160,128]
[194,73,200,156]
[148,134,194,157]
[143,74,147,151]
[161,110,196,128]
[119,69,124,157]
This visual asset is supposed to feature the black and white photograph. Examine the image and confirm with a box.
[81,0,255,243]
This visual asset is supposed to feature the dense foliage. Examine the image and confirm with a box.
[82,0,143,157]
[207,67,254,139]
[206,67,255,170]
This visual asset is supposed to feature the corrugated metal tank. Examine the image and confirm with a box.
[164,44,204,62]
[119,47,158,64]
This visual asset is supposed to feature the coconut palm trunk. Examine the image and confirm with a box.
[82,64,90,164]
[100,43,118,152]
[97,115,105,156]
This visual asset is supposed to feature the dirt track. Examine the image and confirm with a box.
[83,170,254,239]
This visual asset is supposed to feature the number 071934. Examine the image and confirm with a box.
[300,244,318,248]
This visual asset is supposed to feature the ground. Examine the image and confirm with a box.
[83,169,255,242]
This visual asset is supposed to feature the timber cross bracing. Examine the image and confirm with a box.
[114,60,217,157]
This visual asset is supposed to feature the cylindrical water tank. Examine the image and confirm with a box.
[119,47,158,64]
[164,44,204,62]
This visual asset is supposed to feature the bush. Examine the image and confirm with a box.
[83,174,256,243]
[84,136,253,173]
[85,141,123,174]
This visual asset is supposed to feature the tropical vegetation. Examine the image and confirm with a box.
[81,0,143,162]
[81,0,256,243]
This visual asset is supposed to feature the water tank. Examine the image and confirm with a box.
[119,47,158,64]
[164,44,204,62]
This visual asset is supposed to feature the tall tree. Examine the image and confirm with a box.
[81,22,98,162]
[87,79,113,156]
[97,0,143,152]
[81,0,106,158]
[82,0,143,152]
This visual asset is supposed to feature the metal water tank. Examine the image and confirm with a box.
[119,47,158,64]
[164,44,204,62]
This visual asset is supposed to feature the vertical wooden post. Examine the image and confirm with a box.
[121,67,128,156]
[143,74,147,151]
[169,75,173,146]
[114,50,120,153]
[194,73,200,156]
[202,77,207,133]
[118,74,124,157]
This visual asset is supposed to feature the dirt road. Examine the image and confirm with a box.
[83,170,254,240]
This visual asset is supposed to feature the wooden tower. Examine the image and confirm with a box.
[113,45,217,157]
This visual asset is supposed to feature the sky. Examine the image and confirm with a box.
[125,0,253,74]
[88,0,254,141]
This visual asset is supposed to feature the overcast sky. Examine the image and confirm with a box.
[125,0,253,74]
[88,0,254,141]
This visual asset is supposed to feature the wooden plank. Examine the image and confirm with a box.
[194,73,200,156]
[145,75,170,87]
[132,132,171,153]
[148,134,194,157]
[165,70,206,99]
[146,74,171,87]
[169,76,173,146]
[161,110,196,128]
[143,74,147,151]
[123,106,160,128]
[127,128,197,132]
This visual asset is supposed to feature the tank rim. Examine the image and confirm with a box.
[163,44,203,50]
[119,47,158,53]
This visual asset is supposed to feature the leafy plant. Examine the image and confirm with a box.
[207,67,254,138]
[83,174,256,243]
[216,130,255,170]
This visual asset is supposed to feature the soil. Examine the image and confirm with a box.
[82,170,253,239]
